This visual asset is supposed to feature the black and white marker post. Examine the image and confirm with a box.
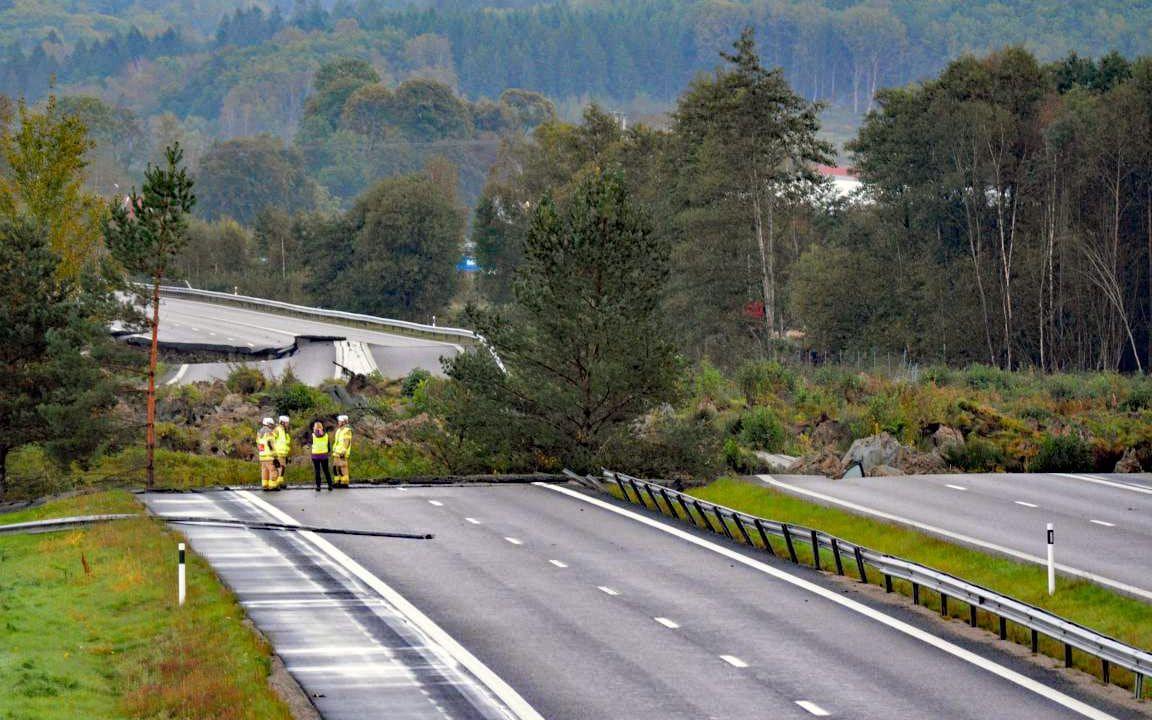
[1046,523,1055,596]
[177,541,186,603]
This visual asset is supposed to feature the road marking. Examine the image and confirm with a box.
[756,475,1152,602]
[428,500,444,507]
[596,586,619,596]
[653,617,679,629]
[247,342,255,348]
[719,655,748,668]
[237,491,545,720]
[540,481,1124,720]
[504,537,523,545]
[1055,472,1152,495]
[796,700,830,716]
[1090,519,1116,527]
[465,517,481,525]
[165,363,189,386]
[1014,500,1038,508]
[548,560,568,568]
[945,484,967,491]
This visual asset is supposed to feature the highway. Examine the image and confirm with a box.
[759,472,1152,601]
[122,295,463,384]
[146,484,1140,719]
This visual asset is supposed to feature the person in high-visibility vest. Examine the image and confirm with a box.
[309,420,334,491]
[272,415,292,489]
[332,415,352,487]
[256,417,277,491]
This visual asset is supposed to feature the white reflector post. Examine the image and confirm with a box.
[178,542,187,606]
[1046,523,1055,596]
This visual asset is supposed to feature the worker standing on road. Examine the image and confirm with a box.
[272,415,292,490]
[257,417,277,491]
[332,415,352,488]
[309,420,334,492]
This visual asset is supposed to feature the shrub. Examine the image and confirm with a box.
[736,360,797,405]
[402,367,432,398]
[1121,381,1152,412]
[737,406,787,452]
[944,437,1005,472]
[1031,434,1093,472]
[265,381,322,416]
[226,366,266,394]
[962,364,1015,393]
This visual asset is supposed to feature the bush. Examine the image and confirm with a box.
[1031,434,1093,472]
[265,381,324,416]
[598,413,723,485]
[737,406,787,452]
[1121,381,1152,412]
[944,437,1005,472]
[736,360,797,405]
[962,364,1015,393]
[402,368,432,398]
[226,366,266,394]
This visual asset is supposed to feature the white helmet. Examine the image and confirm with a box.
[262,417,274,426]
[278,415,290,423]
[337,415,349,423]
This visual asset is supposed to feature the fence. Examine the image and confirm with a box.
[580,469,1152,699]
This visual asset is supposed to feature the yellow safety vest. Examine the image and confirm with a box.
[257,428,276,460]
[312,432,330,455]
[273,425,291,456]
[333,426,352,457]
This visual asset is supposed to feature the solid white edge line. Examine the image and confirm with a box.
[1055,473,1152,496]
[536,482,1120,720]
[1089,520,1116,528]
[758,475,1152,602]
[165,363,189,386]
[236,490,544,720]
[795,699,831,716]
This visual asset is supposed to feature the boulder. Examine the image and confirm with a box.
[787,449,845,478]
[931,425,965,452]
[1115,448,1143,473]
[866,464,904,477]
[841,432,905,474]
[809,415,853,451]
[901,450,948,475]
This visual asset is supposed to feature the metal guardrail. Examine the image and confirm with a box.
[139,284,507,372]
[0,514,138,535]
[583,470,1152,698]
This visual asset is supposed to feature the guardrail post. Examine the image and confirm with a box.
[1064,643,1073,668]
[677,495,697,527]
[830,538,845,575]
[752,519,776,556]
[732,513,754,546]
[912,582,920,605]
[781,524,798,563]
[884,574,893,593]
[940,593,948,617]
[644,484,664,513]
[659,489,679,519]
[809,530,821,570]
[853,546,868,584]
[614,475,631,503]
[694,501,718,533]
[1030,629,1038,653]
[969,605,978,627]
[1135,673,1144,699]
[1101,659,1110,685]
[713,507,734,539]
[999,616,1008,640]
[629,479,646,508]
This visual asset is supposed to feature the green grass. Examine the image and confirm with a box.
[0,492,293,720]
[632,477,1152,693]
[0,490,142,526]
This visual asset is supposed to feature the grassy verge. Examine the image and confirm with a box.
[624,477,1152,694]
[0,492,293,720]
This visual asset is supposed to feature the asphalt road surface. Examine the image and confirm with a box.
[152,483,1143,720]
[125,296,463,383]
[759,472,1152,601]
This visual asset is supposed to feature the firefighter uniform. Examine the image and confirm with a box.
[332,418,352,487]
[272,418,292,489]
[257,422,277,490]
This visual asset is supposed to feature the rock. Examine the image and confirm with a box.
[931,425,965,451]
[219,393,245,411]
[866,464,904,477]
[901,451,948,475]
[809,415,853,451]
[841,432,905,474]
[787,448,845,478]
[1115,448,1143,473]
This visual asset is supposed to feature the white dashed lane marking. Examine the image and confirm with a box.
[796,700,831,716]
[428,500,444,507]
[548,560,568,568]
[596,586,619,596]
[653,617,679,629]
[1014,500,1038,508]
[1090,519,1116,527]
[945,484,967,491]
[719,655,748,668]
[504,537,523,545]
[464,517,481,525]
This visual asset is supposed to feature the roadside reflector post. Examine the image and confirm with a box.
[1046,523,1055,596]
[178,542,187,606]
